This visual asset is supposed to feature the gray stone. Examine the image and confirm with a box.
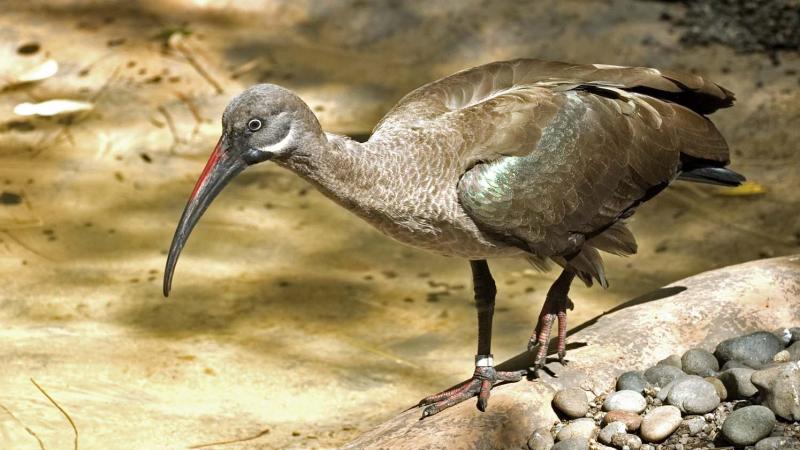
[751,361,800,421]
[666,375,720,414]
[786,341,800,360]
[721,360,751,370]
[555,418,597,442]
[644,365,685,388]
[553,388,589,419]
[721,405,776,446]
[598,421,626,445]
[640,406,682,443]
[755,436,800,450]
[552,437,588,450]
[774,327,793,345]
[704,376,728,400]
[681,348,719,376]
[656,378,677,402]
[528,427,554,450]
[656,354,683,369]
[684,417,705,435]
[616,371,648,394]
[714,331,785,365]
[790,327,800,343]
[611,432,642,450]
[718,367,758,399]
[602,390,647,413]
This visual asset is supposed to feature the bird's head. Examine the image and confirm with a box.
[163,84,322,296]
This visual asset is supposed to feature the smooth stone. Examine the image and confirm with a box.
[684,416,706,435]
[644,365,685,388]
[598,421,626,445]
[551,437,588,450]
[719,367,758,399]
[666,375,720,414]
[751,361,800,421]
[722,360,751,370]
[721,405,776,446]
[656,378,678,402]
[602,390,647,413]
[555,418,597,442]
[755,436,800,450]
[611,433,642,450]
[617,371,648,394]
[553,388,589,419]
[640,405,682,443]
[603,410,642,432]
[704,376,728,400]
[774,349,791,362]
[681,348,719,376]
[790,327,800,343]
[715,331,785,365]
[528,427,554,450]
[786,341,800,360]
[656,354,683,369]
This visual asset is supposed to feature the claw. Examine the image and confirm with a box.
[417,366,523,418]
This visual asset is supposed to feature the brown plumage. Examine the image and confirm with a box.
[164,58,743,419]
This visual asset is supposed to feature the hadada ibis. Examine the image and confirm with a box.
[164,59,744,418]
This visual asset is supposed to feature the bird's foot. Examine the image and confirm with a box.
[418,359,524,419]
[527,296,573,375]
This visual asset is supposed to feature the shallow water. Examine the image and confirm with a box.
[0,1,798,448]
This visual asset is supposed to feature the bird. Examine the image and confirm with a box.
[163,58,744,418]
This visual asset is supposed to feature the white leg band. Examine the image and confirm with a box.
[475,354,493,367]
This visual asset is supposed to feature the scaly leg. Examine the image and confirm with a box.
[528,268,576,373]
[418,260,525,418]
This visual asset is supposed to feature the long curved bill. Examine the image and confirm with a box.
[163,136,247,297]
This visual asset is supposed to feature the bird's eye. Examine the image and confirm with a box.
[247,118,262,131]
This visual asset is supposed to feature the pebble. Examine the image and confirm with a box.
[755,436,800,450]
[786,341,800,360]
[602,390,647,413]
[551,437,588,450]
[721,359,751,370]
[611,432,642,450]
[774,349,790,362]
[666,375,720,414]
[681,348,719,376]
[704,376,728,400]
[644,365,685,387]
[656,354,683,369]
[598,421,626,445]
[527,427,554,450]
[552,388,589,419]
[555,418,597,442]
[603,410,642,431]
[714,331,785,365]
[790,327,800,343]
[616,371,648,393]
[684,416,706,435]
[751,361,800,421]
[721,405,776,446]
[640,405,682,443]
[718,367,758,399]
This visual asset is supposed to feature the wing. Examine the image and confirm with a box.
[422,60,734,285]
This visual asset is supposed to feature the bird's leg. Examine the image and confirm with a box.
[418,260,525,418]
[527,268,576,373]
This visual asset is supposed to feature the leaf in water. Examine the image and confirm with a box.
[17,59,58,83]
[714,180,767,197]
[14,99,94,117]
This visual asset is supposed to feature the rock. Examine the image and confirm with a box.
[790,327,800,343]
[602,390,647,413]
[773,349,791,362]
[598,422,626,445]
[555,418,597,442]
[715,331,785,365]
[552,388,589,419]
[551,437,588,450]
[721,405,776,446]
[617,371,648,393]
[611,433,642,450]
[721,360,751,370]
[718,367,758,399]
[751,361,800,421]
[528,427,554,450]
[644,365,685,388]
[684,417,705,435]
[704,376,728,400]
[755,436,800,450]
[786,341,800,360]
[681,348,719,376]
[656,378,677,402]
[774,327,793,345]
[640,405,682,443]
[657,354,683,369]
[603,410,642,431]
[666,375,720,414]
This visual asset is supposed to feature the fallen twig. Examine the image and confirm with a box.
[0,403,46,450]
[30,378,78,450]
[188,427,271,449]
